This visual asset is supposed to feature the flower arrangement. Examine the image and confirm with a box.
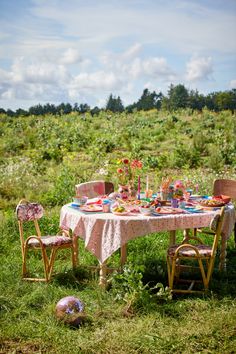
[116,158,142,188]
[173,180,185,199]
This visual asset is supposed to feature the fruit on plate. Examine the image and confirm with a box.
[112,206,126,213]
[154,207,184,214]
[198,199,225,207]
[212,195,231,204]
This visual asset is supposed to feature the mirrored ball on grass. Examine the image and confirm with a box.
[55,296,85,327]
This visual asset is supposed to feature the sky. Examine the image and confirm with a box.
[0,0,236,110]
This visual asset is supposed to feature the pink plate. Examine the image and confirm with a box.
[80,205,103,212]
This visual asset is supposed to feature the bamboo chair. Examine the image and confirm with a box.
[16,199,76,282]
[213,179,236,243]
[194,178,236,242]
[75,180,114,198]
[167,207,225,294]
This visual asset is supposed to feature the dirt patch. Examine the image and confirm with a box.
[0,340,52,353]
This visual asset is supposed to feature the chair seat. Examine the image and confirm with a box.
[28,235,72,247]
[168,244,212,257]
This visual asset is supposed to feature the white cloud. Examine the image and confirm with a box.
[60,48,82,65]
[229,79,236,89]
[185,56,213,82]
[0,0,236,109]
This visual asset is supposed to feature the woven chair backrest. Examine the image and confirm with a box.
[75,181,114,198]
[213,179,236,199]
[16,202,44,221]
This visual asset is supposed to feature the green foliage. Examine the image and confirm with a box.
[110,264,172,314]
[1,109,236,209]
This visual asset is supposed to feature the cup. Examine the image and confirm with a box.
[171,198,179,208]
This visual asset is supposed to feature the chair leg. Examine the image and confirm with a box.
[197,258,208,289]
[169,257,177,290]
[72,237,78,268]
[22,246,28,277]
[48,248,57,281]
[71,244,77,268]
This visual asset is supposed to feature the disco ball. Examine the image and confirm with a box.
[55,296,85,327]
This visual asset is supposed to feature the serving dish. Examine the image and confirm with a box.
[198,199,226,208]
[80,205,103,212]
[152,207,185,215]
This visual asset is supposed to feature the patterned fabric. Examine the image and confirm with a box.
[16,203,44,221]
[28,235,72,247]
[210,214,220,232]
[60,204,235,263]
[167,244,212,257]
[75,181,106,198]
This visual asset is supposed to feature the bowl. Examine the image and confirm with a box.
[73,196,88,206]
[139,206,152,216]
[213,195,231,204]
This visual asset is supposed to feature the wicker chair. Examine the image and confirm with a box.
[16,199,76,282]
[167,207,225,294]
[75,180,114,198]
[213,179,236,243]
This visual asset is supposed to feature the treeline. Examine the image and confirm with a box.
[1,84,236,117]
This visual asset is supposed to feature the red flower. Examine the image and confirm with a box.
[122,158,129,165]
[117,168,124,174]
[131,160,142,169]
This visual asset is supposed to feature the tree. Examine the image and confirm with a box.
[167,84,189,110]
[136,89,163,111]
[105,94,124,112]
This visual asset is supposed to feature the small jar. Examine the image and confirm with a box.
[171,198,179,208]
[102,200,110,213]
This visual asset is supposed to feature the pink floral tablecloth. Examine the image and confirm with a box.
[60,204,235,263]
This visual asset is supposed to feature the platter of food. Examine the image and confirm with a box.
[151,207,186,215]
[198,199,226,208]
[111,206,130,216]
[80,204,103,212]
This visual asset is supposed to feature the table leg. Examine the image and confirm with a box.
[169,230,176,245]
[219,238,227,271]
[99,261,107,288]
[120,244,127,268]
[183,229,190,242]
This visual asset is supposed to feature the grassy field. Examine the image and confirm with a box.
[1,109,236,353]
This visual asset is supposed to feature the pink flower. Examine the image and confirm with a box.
[174,180,185,190]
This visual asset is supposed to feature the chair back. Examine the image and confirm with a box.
[213,179,236,199]
[75,180,114,198]
[16,200,43,249]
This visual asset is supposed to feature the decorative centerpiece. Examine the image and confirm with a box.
[173,180,185,199]
[116,158,142,200]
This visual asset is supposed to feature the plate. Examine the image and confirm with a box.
[183,207,204,213]
[111,211,130,216]
[80,205,103,212]
[152,207,185,215]
[198,200,225,208]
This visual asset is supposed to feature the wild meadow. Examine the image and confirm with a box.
[0,109,236,353]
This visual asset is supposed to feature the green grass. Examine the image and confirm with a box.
[1,208,236,354]
[1,109,236,352]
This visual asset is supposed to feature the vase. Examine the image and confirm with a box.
[118,185,130,200]
[118,184,137,200]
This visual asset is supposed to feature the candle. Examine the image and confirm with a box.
[146,175,149,191]
[145,175,149,198]
[138,176,141,200]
